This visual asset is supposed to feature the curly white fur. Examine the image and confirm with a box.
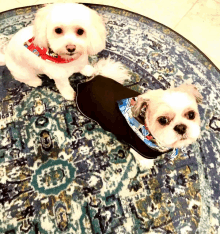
[94,56,130,84]
[0,3,107,100]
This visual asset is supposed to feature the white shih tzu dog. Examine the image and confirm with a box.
[76,76,203,168]
[0,3,117,100]
[131,84,203,168]
[132,84,203,149]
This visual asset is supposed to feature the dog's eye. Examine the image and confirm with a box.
[55,28,63,34]
[77,28,84,35]
[158,117,169,126]
[186,111,195,120]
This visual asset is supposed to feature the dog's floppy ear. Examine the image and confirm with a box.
[87,9,106,55]
[132,96,150,118]
[33,4,52,48]
[132,89,162,119]
[176,84,203,104]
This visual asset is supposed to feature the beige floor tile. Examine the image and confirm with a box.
[115,0,198,29]
[92,0,118,6]
[14,0,39,5]
[174,0,220,68]
[0,0,93,12]
[38,0,95,4]
[0,0,121,12]
[109,0,132,11]
[0,0,21,12]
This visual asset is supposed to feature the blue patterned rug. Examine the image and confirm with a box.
[0,4,220,234]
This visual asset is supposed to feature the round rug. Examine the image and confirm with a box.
[0,4,220,234]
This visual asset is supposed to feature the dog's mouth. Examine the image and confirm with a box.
[164,133,189,148]
[66,52,75,56]
[169,136,191,148]
[180,133,188,141]
[62,52,82,60]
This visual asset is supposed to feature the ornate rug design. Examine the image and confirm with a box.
[0,4,220,234]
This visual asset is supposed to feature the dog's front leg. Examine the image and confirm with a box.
[54,78,75,100]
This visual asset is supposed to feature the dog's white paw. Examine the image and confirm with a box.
[54,78,76,100]
[80,65,95,77]
[61,89,76,101]
[130,149,154,170]
[13,76,42,87]
[25,79,42,87]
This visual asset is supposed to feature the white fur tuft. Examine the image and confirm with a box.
[93,57,130,84]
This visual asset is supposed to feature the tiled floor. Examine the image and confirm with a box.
[0,0,220,69]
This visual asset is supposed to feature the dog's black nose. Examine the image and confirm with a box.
[67,48,75,53]
[66,45,76,53]
[174,124,187,135]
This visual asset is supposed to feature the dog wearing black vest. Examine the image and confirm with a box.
[76,76,202,166]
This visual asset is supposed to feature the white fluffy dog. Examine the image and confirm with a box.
[132,84,203,149]
[0,3,117,100]
[131,84,203,169]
